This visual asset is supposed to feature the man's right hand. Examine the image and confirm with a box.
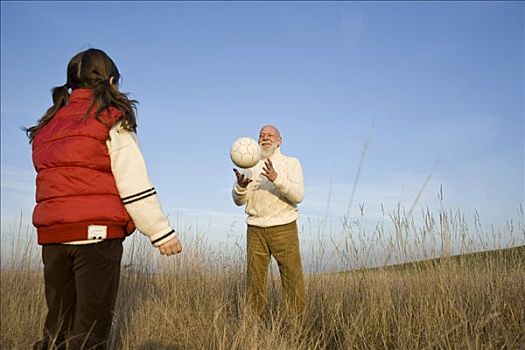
[233,168,252,188]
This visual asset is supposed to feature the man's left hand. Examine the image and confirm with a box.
[262,158,278,182]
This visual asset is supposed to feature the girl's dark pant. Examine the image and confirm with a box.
[38,239,123,350]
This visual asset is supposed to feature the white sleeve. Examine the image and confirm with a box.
[272,158,304,204]
[232,181,249,206]
[107,122,177,247]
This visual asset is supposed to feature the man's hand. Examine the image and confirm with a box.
[233,168,253,188]
[158,236,182,256]
[262,159,277,182]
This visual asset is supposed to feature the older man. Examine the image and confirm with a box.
[232,125,305,315]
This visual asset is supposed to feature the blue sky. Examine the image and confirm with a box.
[1,2,523,251]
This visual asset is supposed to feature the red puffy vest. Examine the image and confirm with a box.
[32,89,135,244]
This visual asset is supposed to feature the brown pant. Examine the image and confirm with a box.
[36,239,123,350]
[247,221,306,315]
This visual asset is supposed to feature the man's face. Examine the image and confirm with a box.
[258,126,282,151]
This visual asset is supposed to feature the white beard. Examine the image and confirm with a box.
[260,144,278,159]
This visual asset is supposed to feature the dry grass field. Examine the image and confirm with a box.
[1,207,524,349]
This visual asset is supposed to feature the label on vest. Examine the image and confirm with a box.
[88,225,107,240]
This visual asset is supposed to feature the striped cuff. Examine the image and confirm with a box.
[122,188,157,205]
[150,229,177,247]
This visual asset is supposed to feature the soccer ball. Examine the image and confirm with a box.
[230,137,261,169]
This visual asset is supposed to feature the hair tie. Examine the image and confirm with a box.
[97,79,110,87]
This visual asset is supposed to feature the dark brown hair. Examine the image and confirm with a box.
[25,48,138,142]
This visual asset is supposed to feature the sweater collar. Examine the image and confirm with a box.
[266,146,282,160]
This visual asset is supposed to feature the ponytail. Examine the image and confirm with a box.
[25,84,70,142]
[25,48,138,141]
[84,78,138,132]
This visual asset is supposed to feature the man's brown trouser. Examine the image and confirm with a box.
[246,221,306,315]
[35,239,123,350]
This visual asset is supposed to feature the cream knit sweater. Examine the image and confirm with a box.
[232,147,304,228]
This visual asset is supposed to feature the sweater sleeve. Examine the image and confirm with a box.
[232,181,249,206]
[107,122,177,247]
[272,158,304,204]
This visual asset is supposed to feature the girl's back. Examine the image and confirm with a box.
[27,48,182,350]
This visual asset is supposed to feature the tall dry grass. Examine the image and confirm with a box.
[1,205,524,349]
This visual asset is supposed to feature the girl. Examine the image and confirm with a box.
[26,48,182,349]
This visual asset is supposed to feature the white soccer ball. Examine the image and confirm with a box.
[230,137,261,169]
